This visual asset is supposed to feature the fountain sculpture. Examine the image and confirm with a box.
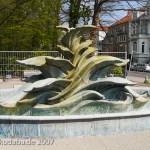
[0,25,150,116]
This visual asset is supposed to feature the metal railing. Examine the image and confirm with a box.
[0,51,61,79]
[96,51,127,60]
[96,51,128,77]
[0,51,128,79]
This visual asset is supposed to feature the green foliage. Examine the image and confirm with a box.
[69,0,81,27]
[67,0,92,27]
[0,0,61,51]
[80,3,92,25]
[144,80,150,84]
[111,66,123,77]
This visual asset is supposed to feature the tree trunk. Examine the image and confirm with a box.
[91,0,109,46]
[91,1,100,46]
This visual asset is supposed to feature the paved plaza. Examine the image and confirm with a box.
[0,75,149,90]
[0,79,25,89]
[0,130,150,150]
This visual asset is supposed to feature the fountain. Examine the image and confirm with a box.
[0,26,150,138]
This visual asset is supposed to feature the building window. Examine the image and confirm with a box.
[117,35,126,43]
[133,42,137,52]
[110,29,113,34]
[131,23,138,34]
[117,36,119,43]
[132,25,136,34]
[123,25,126,32]
[133,12,137,19]
[116,27,119,32]
[117,46,120,52]
[147,8,150,15]
[141,21,147,34]
[119,44,126,52]
[142,42,145,53]
[123,35,126,42]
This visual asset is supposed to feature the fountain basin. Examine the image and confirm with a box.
[0,110,150,138]
[0,86,150,138]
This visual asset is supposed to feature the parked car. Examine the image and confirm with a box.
[134,63,150,72]
[145,64,150,72]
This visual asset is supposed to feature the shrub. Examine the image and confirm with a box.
[144,80,150,84]
[111,66,123,77]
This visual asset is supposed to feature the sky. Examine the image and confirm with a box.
[100,1,148,26]
[62,0,149,26]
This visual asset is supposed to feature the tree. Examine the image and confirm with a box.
[60,0,91,27]
[0,0,61,51]
[68,0,82,27]
[0,0,31,26]
[60,0,149,44]
[91,0,149,44]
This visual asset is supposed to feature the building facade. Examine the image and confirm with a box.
[103,2,150,64]
[129,4,150,63]
[96,26,108,51]
[102,12,132,55]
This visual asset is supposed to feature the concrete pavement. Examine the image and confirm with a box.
[127,75,150,87]
[127,76,145,84]
[0,130,150,150]
[127,71,150,86]
[0,74,149,90]
[0,79,25,89]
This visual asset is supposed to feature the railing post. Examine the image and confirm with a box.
[125,51,128,78]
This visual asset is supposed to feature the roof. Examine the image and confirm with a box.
[110,14,132,27]
[97,26,108,31]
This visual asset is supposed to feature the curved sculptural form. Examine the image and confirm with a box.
[0,25,150,115]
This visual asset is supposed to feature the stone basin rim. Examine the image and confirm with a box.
[0,111,150,121]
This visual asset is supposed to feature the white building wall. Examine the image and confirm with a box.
[96,31,107,51]
[129,39,149,54]
[98,31,107,41]
[149,39,150,55]
[129,19,150,63]
[129,42,132,54]
[147,21,150,34]
[145,39,149,54]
